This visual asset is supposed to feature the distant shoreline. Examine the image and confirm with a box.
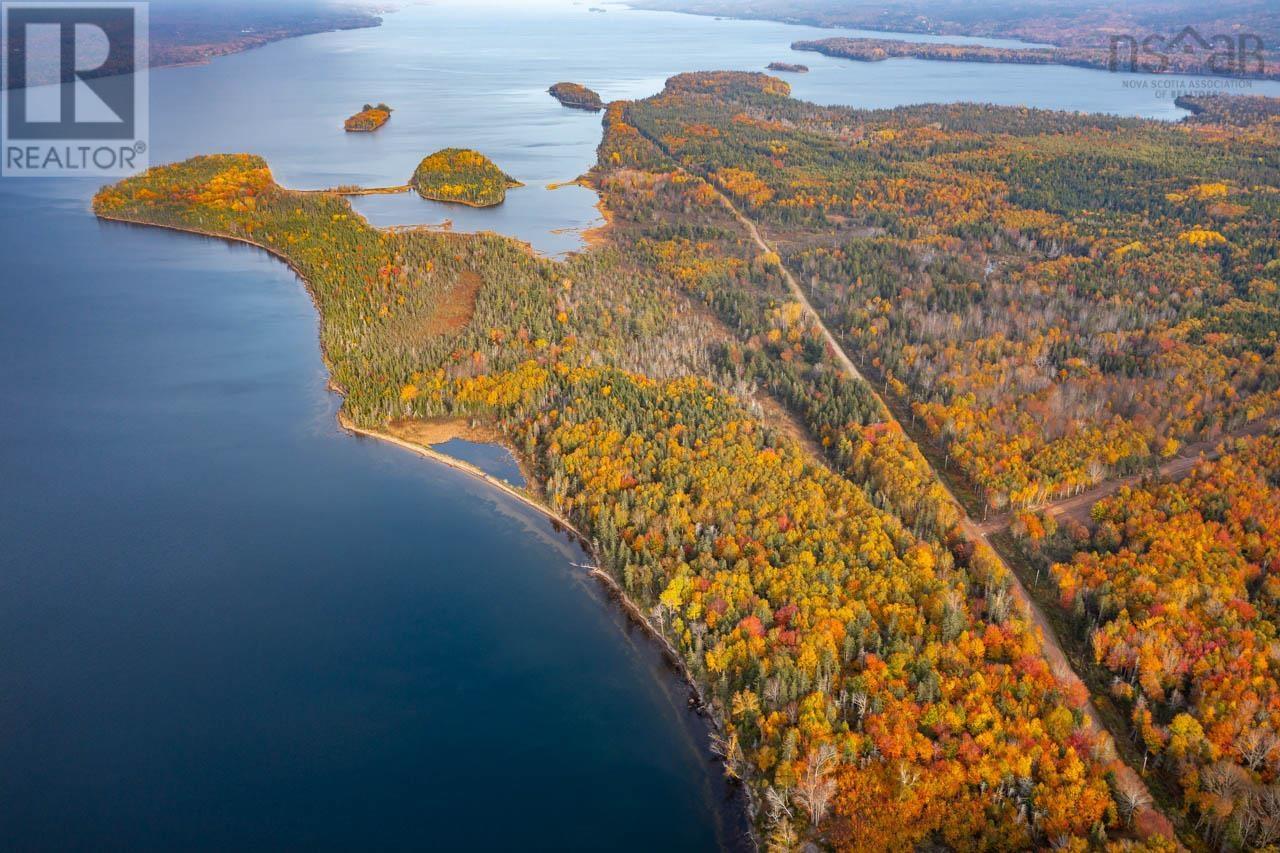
[629,2,1278,82]
[5,9,384,90]
[794,36,1280,82]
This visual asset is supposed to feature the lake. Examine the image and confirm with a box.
[4,1,1276,849]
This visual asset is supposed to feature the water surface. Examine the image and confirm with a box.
[125,0,1280,255]
[433,438,527,487]
[0,183,743,851]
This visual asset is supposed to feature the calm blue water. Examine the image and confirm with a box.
[0,182,740,851]
[5,1,1277,849]
[432,439,527,487]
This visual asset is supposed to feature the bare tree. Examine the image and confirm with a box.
[1115,776,1151,827]
[689,619,707,655]
[764,786,793,824]
[650,602,668,634]
[764,784,798,852]
[710,731,744,780]
[763,675,782,708]
[987,586,1012,624]
[1243,784,1280,848]
[1196,761,1248,841]
[847,689,868,729]
[1237,728,1279,774]
[766,816,799,853]
[897,760,921,793]
[794,743,839,828]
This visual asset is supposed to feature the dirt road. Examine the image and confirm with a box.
[707,171,1175,841]
[975,415,1278,536]
[623,111,1176,839]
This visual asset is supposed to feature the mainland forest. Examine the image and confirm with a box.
[93,71,1280,851]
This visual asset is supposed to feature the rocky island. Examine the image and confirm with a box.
[411,148,522,207]
[344,103,393,132]
[548,82,604,112]
[766,61,808,73]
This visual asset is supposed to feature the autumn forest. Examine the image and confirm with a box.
[93,70,1280,851]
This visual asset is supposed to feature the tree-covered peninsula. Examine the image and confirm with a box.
[87,70,1280,848]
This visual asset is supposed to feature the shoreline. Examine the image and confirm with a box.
[5,18,385,91]
[97,202,559,264]
[630,4,1279,83]
[577,177,614,251]
[412,180,526,208]
[103,168,596,258]
[338,413,578,537]
[95,204,757,851]
[340,412,758,848]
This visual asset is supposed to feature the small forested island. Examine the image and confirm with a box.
[344,103,393,132]
[410,148,522,207]
[92,72,1280,850]
[548,82,604,111]
[766,61,808,73]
